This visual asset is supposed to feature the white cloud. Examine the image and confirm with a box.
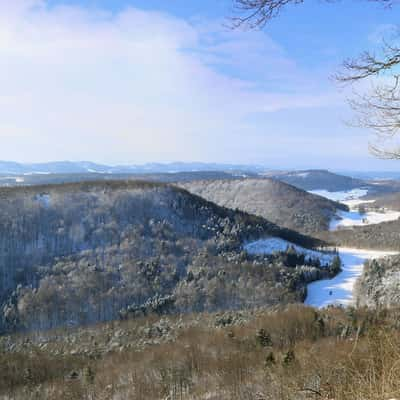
[0,0,344,164]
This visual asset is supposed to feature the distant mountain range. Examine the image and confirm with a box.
[0,161,265,175]
[1,161,399,181]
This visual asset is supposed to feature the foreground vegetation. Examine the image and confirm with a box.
[1,304,400,399]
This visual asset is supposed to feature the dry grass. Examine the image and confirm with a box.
[2,305,400,399]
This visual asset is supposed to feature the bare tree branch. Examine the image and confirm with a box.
[231,0,304,28]
[231,0,400,159]
[231,0,395,28]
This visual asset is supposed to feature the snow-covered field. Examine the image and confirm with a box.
[311,188,400,230]
[244,237,335,266]
[329,209,400,230]
[310,188,368,202]
[305,248,398,308]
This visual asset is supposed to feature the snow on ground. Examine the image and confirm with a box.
[310,188,400,230]
[330,209,400,230]
[344,198,375,208]
[305,248,398,308]
[245,239,399,309]
[310,188,368,202]
[244,237,335,266]
[293,172,310,178]
[0,176,25,183]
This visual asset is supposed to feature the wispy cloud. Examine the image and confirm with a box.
[0,0,344,165]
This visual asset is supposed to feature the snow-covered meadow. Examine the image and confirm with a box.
[305,248,398,308]
[311,188,400,230]
[329,209,400,230]
[309,188,368,203]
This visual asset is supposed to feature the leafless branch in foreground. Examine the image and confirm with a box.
[231,0,400,158]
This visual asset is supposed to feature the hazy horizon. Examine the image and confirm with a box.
[0,158,399,174]
[1,1,400,171]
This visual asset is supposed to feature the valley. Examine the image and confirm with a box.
[305,247,397,308]
[1,167,400,399]
[3,1,400,397]
[310,187,400,230]
[179,178,347,234]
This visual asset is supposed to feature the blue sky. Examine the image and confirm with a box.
[1,0,400,170]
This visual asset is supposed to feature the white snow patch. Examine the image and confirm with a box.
[311,188,400,230]
[244,238,335,266]
[305,248,398,308]
[294,172,310,178]
[344,199,375,208]
[310,188,368,202]
[330,209,400,230]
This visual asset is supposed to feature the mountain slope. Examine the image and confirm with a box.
[266,169,368,192]
[179,178,347,234]
[0,170,247,187]
[323,218,400,251]
[0,180,324,333]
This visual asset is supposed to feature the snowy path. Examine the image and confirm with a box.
[244,235,398,309]
[305,248,398,308]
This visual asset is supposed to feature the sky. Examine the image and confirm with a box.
[1,0,400,170]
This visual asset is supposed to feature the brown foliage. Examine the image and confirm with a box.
[2,305,400,399]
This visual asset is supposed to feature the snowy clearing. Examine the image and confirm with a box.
[330,209,400,230]
[305,248,398,308]
[244,237,335,266]
[310,188,400,230]
[310,188,368,202]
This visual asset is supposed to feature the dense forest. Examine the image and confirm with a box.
[356,254,400,308]
[323,219,400,251]
[0,181,331,333]
[180,178,347,234]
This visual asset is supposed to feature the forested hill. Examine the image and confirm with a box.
[322,218,400,251]
[266,169,367,192]
[0,180,323,333]
[179,178,347,234]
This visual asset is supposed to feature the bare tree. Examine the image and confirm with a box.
[232,0,395,28]
[337,41,400,159]
[232,0,400,158]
